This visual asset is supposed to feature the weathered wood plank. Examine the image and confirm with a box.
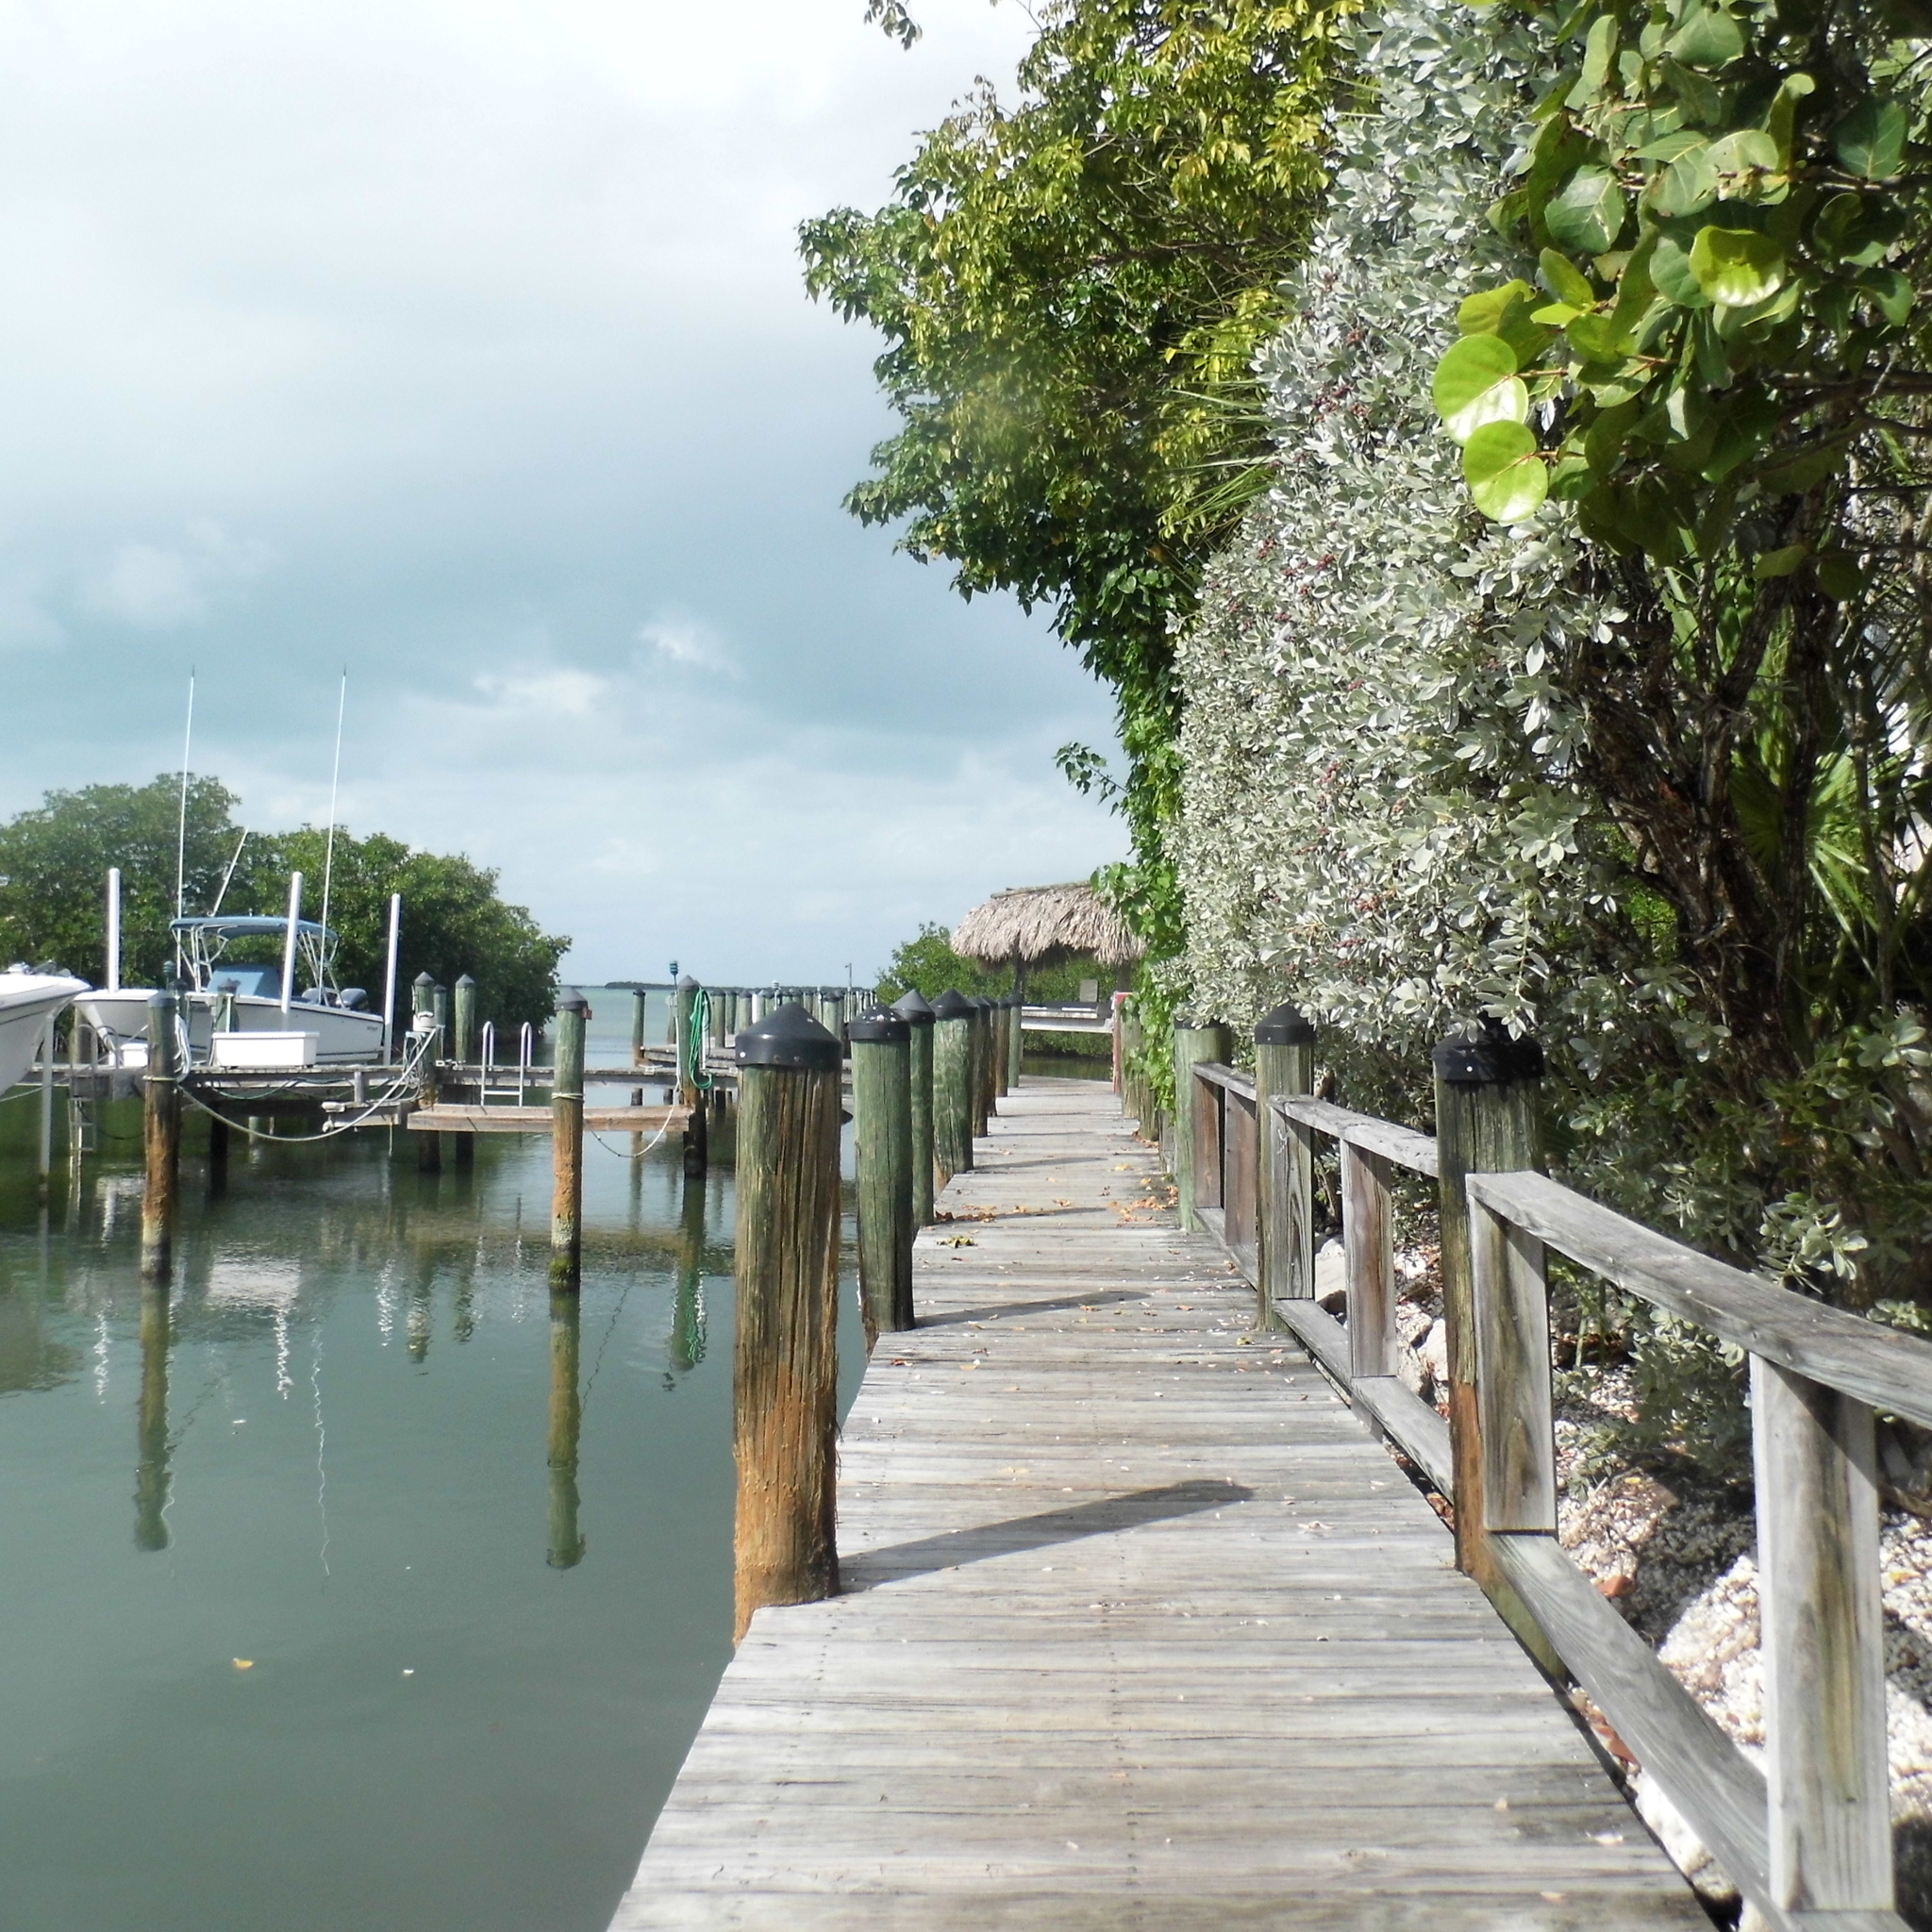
[1273,1095,1440,1178]
[1469,1170,1932,1429]
[611,1084,1704,1929]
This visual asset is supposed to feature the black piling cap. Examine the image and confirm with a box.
[848,1009,909,1045]
[413,971,434,988]
[1432,1017,1544,1086]
[932,989,974,1021]
[891,990,935,1026]
[1255,1002,1315,1046]
[737,1000,840,1072]
[557,993,589,1015]
[456,973,476,991]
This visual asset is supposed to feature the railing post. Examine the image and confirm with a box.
[1256,1005,1314,1326]
[1753,1358,1891,1913]
[891,991,936,1225]
[1342,1142,1398,1379]
[1434,1021,1555,1668]
[550,994,587,1290]
[851,1009,914,1346]
[1173,1022,1230,1232]
[931,991,974,1185]
[732,1002,842,1641]
[140,991,182,1283]
[1193,1068,1225,1210]
[1467,1191,1555,1532]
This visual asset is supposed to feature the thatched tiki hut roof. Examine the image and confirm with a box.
[952,882,1143,980]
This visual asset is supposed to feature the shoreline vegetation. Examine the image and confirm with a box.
[827,0,1932,1912]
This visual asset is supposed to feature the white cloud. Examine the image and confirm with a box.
[639,614,738,676]
[472,667,608,717]
[80,520,268,630]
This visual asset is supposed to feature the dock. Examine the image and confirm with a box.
[612,1078,1702,1928]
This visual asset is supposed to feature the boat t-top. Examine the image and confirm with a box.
[77,874,392,1070]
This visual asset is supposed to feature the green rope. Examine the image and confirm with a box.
[686,988,713,1092]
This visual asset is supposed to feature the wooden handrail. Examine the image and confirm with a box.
[1468,1168,1932,1429]
[1185,1045,1911,1930]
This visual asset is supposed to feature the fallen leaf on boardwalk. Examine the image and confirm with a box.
[960,1361,979,1371]
[939,1235,976,1247]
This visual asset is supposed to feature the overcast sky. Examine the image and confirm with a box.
[0,0,1128,984]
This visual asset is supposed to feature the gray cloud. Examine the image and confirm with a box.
[0,0,1128,981]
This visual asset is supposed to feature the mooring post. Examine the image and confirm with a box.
[453,974,476,1065]
[674,974,708,1178]
[1433,1020,1552,1660]
[990,998,1008,1105]
[1008,990,1025,1090]
[1255,1003,1315,1328]
[732,1001,841,1641]
[207,1111,229,1197]
[1173,1019,1231,1232]
[969,997,992,1137]
[412,973,441,1174]
[432,982,450,1057]
[851,1008,914,1346]
[141,990,182,1283]
[630,987,647,1067]
[547,1288,586,1567]
[36,1012,54,1198]
[891,991,936,1224]
[549,994,588,1288]
[930,990,974,1186]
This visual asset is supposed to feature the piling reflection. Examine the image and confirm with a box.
[408,1249,434,1364]
[135,1287,172,1551]
[671,1174,707,1375]
[546,1290,585,1569]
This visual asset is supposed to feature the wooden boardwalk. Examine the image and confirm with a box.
[611,1079,1703,1928]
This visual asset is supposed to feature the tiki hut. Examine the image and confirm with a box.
[951,882,1142,998]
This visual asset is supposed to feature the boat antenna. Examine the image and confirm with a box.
[174,668,195,977]
[319,667,346,947]
[209,828,249,917]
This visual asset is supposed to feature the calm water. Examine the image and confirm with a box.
[0,992,866,1932]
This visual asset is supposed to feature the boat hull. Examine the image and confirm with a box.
[0,974,90,1092]
[76,991,385,1067]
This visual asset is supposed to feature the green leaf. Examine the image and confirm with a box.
[1652,229,1710,307]
[1705,128,1780,193]
[1765,73,1816,169]
[1651,142,1717,217]
[1569,13,1618,105]
[1457,279,1554,363]
[1690,226,1786,306]
[1432,334,1529,442]
[1633,130,1707,162]
[1539,247,1596,308]
[1567,312,1635,360]
[1665,2,1744,69]
[1758,435,1853,493]
[1859,266,1915,325]
[1835,97,1908,179]
[1753,542,1808,578]
[1546,166,1626,255]
[1814,552,1863,600]
[1658,56,1724,123]
[1463,421,1549,522]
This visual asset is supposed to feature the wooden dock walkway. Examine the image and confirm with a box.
[611,1078,1703,1928]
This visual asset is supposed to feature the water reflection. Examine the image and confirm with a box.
[135,1286,171,1552]
[547,1291,584,1569]
[671,1175,707,1377]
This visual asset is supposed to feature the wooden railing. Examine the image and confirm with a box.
[1177,1013,1932,1932]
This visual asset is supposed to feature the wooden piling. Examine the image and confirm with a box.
[551,994,587,1289]
[891,991,936,1225]
[931,991,974,1185]
[732,1001,842,1641]
[412,973,441,1173]
[1008,990,1024,1090]
[432,981,450,1052]
[991,998,1009,1103]
[1173,1021,1231,1232]
[1255,1003,1315,1327]
[547,1289,586,1567]
[630,987,648,1067]
[970,997,992,1137]
[1433,1022,1553,1663]
[453,974,477,1064]
[675,974,708,1178]
[851,1009,914,1345]
[140,991,182,1282]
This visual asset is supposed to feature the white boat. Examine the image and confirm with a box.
[0,970,90,1093]
[78,912,386,1069]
